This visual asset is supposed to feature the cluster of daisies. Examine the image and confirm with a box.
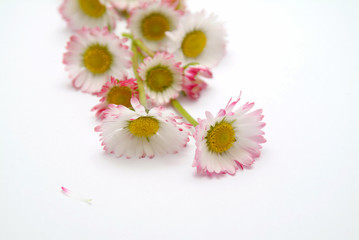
[60,0,266,176]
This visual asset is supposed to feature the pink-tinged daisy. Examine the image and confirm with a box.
[92,76,139,119]
[166,11,226,67]
[183,65,212,100]
[95,98,190,158]
[138,52,183,105]
[63,27,132,94]
[59,0,117,31]
[193,95,266,175]
[128,1,180,51]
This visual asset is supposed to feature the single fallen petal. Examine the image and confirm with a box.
[61,186,92,205]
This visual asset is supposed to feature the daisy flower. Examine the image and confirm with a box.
[183,65,212,100]
[63,27,132,94]
[59,0,117,31]
[166,11,226,67]
[95,98,190,158]
[193,95,266,175]
[128,1,180,51]
[138,52,183,105]
[92,76,139,119]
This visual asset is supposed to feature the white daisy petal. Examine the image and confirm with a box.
[130,97,146,114]
[111,0,186,13]
[110,0,151,11]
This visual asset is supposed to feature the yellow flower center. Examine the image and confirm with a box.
[107,86,132,107]
[205,121,236,154]
[141,13,170,41]
[78,0,106,18]
[181,30,207,58]
[128,117,160,137]
[83,44,112,74]
[146,66,174,92]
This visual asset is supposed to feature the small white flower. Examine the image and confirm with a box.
[193,96,266,175]
[63,27,132,94]
[129,1,180,51]
[59,0,117,31]
[167,11,227,67]
[138,52,183,105]
[96,98,190,158]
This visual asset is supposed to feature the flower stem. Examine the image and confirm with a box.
[131,44,147,108]
[122,33,133,39]
[122,34,154,58]
[134,39,154,57]
[136,46,145,62]
[107,24,112,32]
[171,99,198,127]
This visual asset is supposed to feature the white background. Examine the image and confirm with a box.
[0,0,358,239]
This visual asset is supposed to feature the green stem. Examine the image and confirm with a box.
[122,34,154,58]
[171,99,198,127]
[134,39,154,57]
[131,44,147,108]
[107,24,112,32]
[122,33,133,39]
[136,46,145,62]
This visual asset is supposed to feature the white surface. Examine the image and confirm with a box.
[0,0,358,239]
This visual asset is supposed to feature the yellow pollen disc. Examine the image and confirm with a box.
[83,44,112,74]
[181,30,207,58]
[107,86,132,107]
[141,13,170,41]
[128,117,160,137]
[78,0,106,18]
[146,66,174,92]
[205,121,236,154]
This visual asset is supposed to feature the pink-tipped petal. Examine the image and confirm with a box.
[61,186,92,205]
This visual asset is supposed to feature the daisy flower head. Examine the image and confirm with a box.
[166,11,227,67]
[92,76,139,119]
[193,95,266,175]
[96,98,190,158]
[183,65,212,100]
[63,27,132,94]
[128,1,181,51]
[138,52,183,105]
[59,0,117,31]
